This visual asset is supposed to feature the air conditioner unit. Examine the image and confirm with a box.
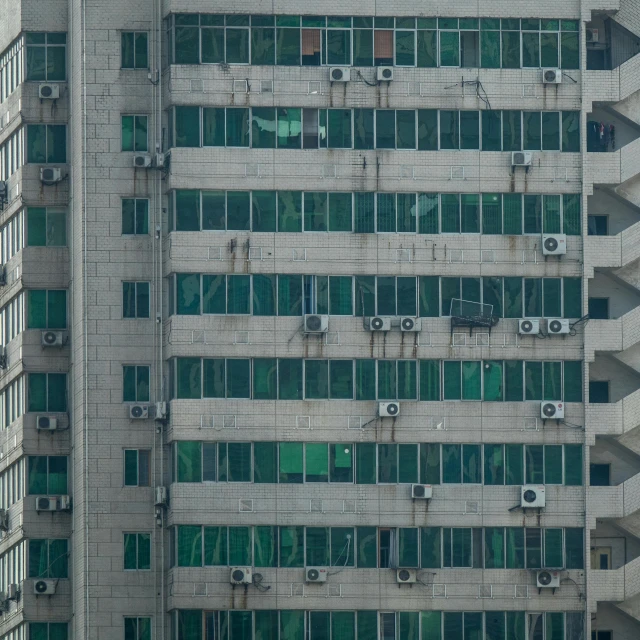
[5,584,18,601]
[377,66,393,81]
[155,486,168,507]
[542,69,562,84]
[304,314,329,333]
[129,404,149,419]
[411,484,432,499]
[512,152,532,167]
[38,83,60,99]
[41,330,65,347]
[35,496,59,512]
[521,485,546,508]
[518,319,540,335]
[536,570,560,589]
[36,416,58,431]
[379,402,400,417]
[230,566,252,585]
[33,579,56,595]
[305,567,328,583]
[155,402,167,420]
[396,569,417,583]
[133,153,152,168]
[366,316,390,331]
[542,233,566,256]
[59,495,71,511]
[0,509,8,532]
[400,317,421,332]
[40,167,63,184]
[586,28,599,43]
[541,401,564,420]
[154,153,165,168]
[330,67,350,82]
[547,318,570,335]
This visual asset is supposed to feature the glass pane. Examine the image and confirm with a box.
[278,191,302,232]
[355,443,376,484]
[254,442,277,483]
[305,443,328,482]
[417,30,437,67]
[482,110,502,150]
[328,109,351,148]
[203,108,225,147]
[417,109,438,150]
[376,110,396,149]
[440,31,460,66]
[252,107,276,148]
[542,112,560,150]
[544,528,563,567]
[175,106,200,147]
[227,28,250,63]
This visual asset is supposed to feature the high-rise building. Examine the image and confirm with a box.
[1,0,640,639]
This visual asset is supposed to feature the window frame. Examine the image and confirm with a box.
[121,114,149,152]
[123,448,151,487]
[121,31,149,69]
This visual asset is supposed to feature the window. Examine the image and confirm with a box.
[28,373,67,412]
[590,464,610,487]
[588,215,608,235]
[168,14,579,70]
[122,199,149,235]
[27,290,67,329]
[29,539,68,578]
[28,456,68,494]
[589,381,609,403]
[170,107,579,152]
[25,33,66,81]
[588,298,609,319]
[124,533,151,570]
[28,623,68,640]
[121,32,148,69]
[123,282,150,319]
[172,357,582,402]
[122,115,148,151]
[123,365,150,402]
[27,207,66,246]
[124,449,151,487]
[26,125,67,163]
[124,618,151,640]
[172,189,580,236]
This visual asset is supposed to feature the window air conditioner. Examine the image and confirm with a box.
[133,153,152,168]
[396,569,417,583]
[546,318,570,335]
[521,485,546,508]
[305,567,328,583]
[518,319,540,335]
[33,579,56,595]
[541,401,564,420]
[230,567,252,585]
[536,570,560,589]
[542,69,562,84]
[400,317,421,332]
[304,314,329,333]
[366,316,390,331]
[379,402,400,417]
[129,404,149,419]
[41,330,65,347]
[511,152,532,167]
[542,234,566,256]
[329,67,350,82]
[411,484,432,499]
[38,83,60,99]
[377,67,393,81]
[36,415,58,431]
[40,167,63,184]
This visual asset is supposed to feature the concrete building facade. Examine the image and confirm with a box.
[1,0,640,638]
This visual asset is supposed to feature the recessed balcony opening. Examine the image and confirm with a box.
[590,355,640,404]
[591,521,639,570]
[589,271,640,319]
[588,188,640,236]
[586,16,640,70]
[587,106,640,152]
[590,440,639,486]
